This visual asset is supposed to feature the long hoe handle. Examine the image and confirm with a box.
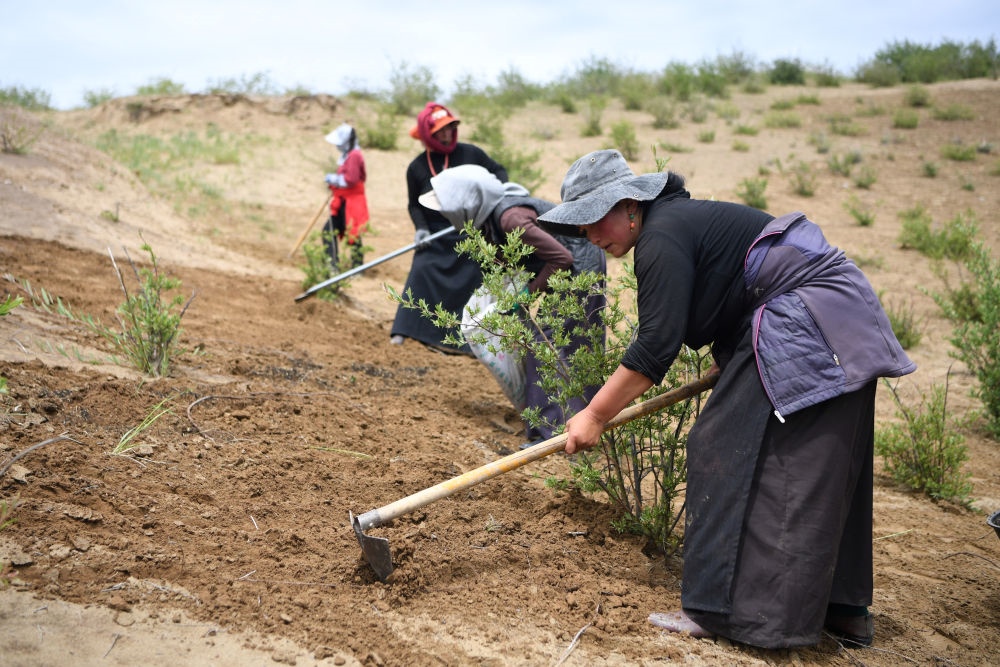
[294,227,454,302]
[287,194,332,259]
[353,372,719,533]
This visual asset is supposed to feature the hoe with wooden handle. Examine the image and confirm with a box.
[350,373,719,581]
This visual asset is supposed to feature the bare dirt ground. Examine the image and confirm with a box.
[1,79,999,666]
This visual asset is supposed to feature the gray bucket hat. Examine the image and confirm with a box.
[537,150,670,226]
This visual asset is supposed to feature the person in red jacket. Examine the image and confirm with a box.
[324,123,369,268]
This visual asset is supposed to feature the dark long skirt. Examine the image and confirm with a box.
[684,370,876,648]
[390,227,480,353]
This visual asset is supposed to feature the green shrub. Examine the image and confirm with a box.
[0,295,23,404]
[828,150,863,176]
[903,84,932,107]
[922,161,939,177]
[0,85,52,110]
[659,62,696,101]
[392,220,709,556]
[0,105,44,155]
[206,72,279,96]
[714,102,740,122]
[609,121,639,160]
[684,96,710,123]
[734,124,759,136]
[299,231,348,302]
[932,104,975,121]
[103,243,194,376]
[83,88,115,108]
[843,194,875,226]
[853,164,878,189]
[893,108,920,129]
[769,58,806,85]
[876,378,972,506]
[737,176,768,209]
[898,207,979,260]
[788,161,817,196]
[812,66,842,87]
[763,111,801,128]
[580,96,606,137]
[808,131,831,154]
[470,110,544,193]
[385,62,439,116]
[883,297,922,348]
[941,142,977,162]
[856,61,901,88]
[135,77,186,97]
[359,103,400,151]
[647,96,680,129]
[932,242,1000,436]
[696,129,715,143]
[731,140,750,152]
[829,117,867,137]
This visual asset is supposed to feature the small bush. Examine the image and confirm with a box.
[696,129,715,143]
[0,85,51,110]
[580,96,606,137]
[883,298,922,348]
[731,140,750,152]
[893,108,920,129]
[829,117,867,137]
[941,142,977,162]
[903,84,932,107]
[899,207,978,261]
[828,150,863,176]
[0,106,44,155]
[135,77,186,97]
[608,121,639,160]
[769,58,806,85]
[647,96,680,129]
[813,66,841,87]
[734,124,758,136]
[932,104,975,121]
[932,242,1000,436]
[853,164,878,189]
[104,243,195,376]
[385,62,439,116]
[359,103,400,151]
[843,194,875,226]
[763,111,801,129]
[206,72,279,96]
[922,161,939,177]
[300,231,348,302]
[876,377,972,506]
[736,177,768,209]
[83,88,115,108]
[808,131,831,154]
[788,161,817,197]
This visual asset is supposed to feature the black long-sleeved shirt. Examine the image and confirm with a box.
[623,196,773,384]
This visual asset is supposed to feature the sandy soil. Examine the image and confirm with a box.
[1,79,999,666]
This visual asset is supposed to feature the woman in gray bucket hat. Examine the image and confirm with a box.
[538,150,916,649]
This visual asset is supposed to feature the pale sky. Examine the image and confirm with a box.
[3,1,997,110]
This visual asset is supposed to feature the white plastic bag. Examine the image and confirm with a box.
[461,287,526,410]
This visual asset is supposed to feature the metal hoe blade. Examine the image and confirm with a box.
[348,373,719,582]
[350,511,394,581]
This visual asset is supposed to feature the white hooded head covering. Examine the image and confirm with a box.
[418,164,529,231]
[324,123,360,164]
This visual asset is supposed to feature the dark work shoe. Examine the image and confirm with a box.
[519,438,546,451]
[824,611,874,647]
